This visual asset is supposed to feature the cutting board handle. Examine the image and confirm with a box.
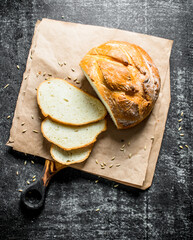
[20,160,65,210]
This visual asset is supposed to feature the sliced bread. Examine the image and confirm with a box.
[50,144,92,165]
[41,118,107,150]
[37,78,107,126]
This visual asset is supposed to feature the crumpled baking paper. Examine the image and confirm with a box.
[7,19,173,189]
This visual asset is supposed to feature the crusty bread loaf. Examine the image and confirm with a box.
[80,40,161,129]
[37,78,107,126]
[50,144,92,165]
[41,118,107,150]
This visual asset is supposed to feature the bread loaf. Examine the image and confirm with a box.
[41,118,107,150]
[80,41,161,129]
[50,144,92,165]
[37,78,107,126]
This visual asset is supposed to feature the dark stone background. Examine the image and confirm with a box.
[0,0,192,239]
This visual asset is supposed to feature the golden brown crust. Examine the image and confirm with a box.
[37,78,107,126]
[41,117,107,151]
[50,144,93,165]
[80,41,161,129]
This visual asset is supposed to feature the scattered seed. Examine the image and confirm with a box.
[30,56,32,59]
[36,73,39,77]
[24,161,27,165]
[180,133,184,136]
[178,126,182,131]
[114,184,119,188]
[27,180,30,185]
[120,148,124,151]
[16,171,19,175]
[111,156,115,160]
[127,141,130,146]
[74,78,77,81]
[33,130,38,133]
[109,164,113,168]
[32,175,36,178]
[31,115,34,119]
[129,153,132,159]
[17,65,20,69]
[185,145,189,148]
[95,160,99,164]
[116,164,120,167]
[3,84,9,89]
[178,119,182,122]
[18,189,23,192]
[95,208,100,212]
[9,140,14,143]
[63,62,67,65]
[100,163,104,167]
[7,115,10,119]
[48,73,52,76]
[22,129,27,133]
[179,145,183,149]
[76,81,80,84]
[35,88,37,91]
[24,77,27,80]
[181,112,184,116]
[122,144,125,148]
[21,122,25,126]
[74,129,79,132]
[61,16,64,19]
[39,117,42,120]
[151,137,154,141]
[68,76,71,80]
[58,62,63,66]
[103,162,106,166]
[64,98,69,102]
[32,178,36,182]
[31,161,34,164]
[43,72,46,76]
[101,167,105,169]
[144,146,147,150]
[95,180,99,183]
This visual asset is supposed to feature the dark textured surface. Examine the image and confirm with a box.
[0,0,193,239]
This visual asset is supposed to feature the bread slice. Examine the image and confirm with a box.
[41,118,107,150]
[37,78,107,126]
[50,144,92,165]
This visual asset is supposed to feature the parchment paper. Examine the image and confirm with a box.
[7,19,173,189]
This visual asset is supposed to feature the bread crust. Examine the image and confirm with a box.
[37,78,107,126]
[80,41,161,129]
[41,118,107,151]
[50,144,93,165]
